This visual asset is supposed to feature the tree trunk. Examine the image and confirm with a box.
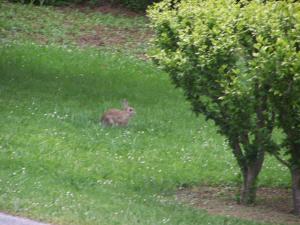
[291,167,300,216]
[241,166,259,205]
[231,140,264,205]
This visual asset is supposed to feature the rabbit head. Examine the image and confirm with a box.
[122,99,136,117]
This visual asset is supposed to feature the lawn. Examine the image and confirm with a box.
[0,1,150,57]
[0,1,290,225]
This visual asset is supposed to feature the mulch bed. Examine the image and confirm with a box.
[176,186,300,225]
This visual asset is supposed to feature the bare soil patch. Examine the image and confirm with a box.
[52,3,153,58]
[76,25,153,59]
[57,2,144,17]
[79,4,143,17]
[77,25,152,46]
[176,186,300,225]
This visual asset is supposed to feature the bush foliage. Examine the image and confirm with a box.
[149,0,300,207]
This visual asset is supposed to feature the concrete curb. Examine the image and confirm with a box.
[0,212,50,225]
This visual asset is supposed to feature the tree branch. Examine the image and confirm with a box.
[274,153,291,168]
[230,139,247,174]
[241,132,250,146]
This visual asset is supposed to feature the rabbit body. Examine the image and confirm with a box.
[101,100,135,126]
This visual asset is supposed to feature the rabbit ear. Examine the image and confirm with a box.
[123,99,129,108]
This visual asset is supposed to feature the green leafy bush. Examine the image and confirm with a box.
[148,0,299,206]
[150,0,300,212]
[236,0,300,214]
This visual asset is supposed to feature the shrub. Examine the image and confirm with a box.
[236,0,300,215]
[149,0,300,212]
[148,0,277,205]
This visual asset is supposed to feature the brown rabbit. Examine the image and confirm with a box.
[100,100,135,126]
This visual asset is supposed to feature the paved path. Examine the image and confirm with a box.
[0,212,50,225]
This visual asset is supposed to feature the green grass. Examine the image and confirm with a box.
[0,42,289,225]
[0,1,291,224]
[0,1,150,56]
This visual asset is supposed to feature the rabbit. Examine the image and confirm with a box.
[100,100,135,126]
